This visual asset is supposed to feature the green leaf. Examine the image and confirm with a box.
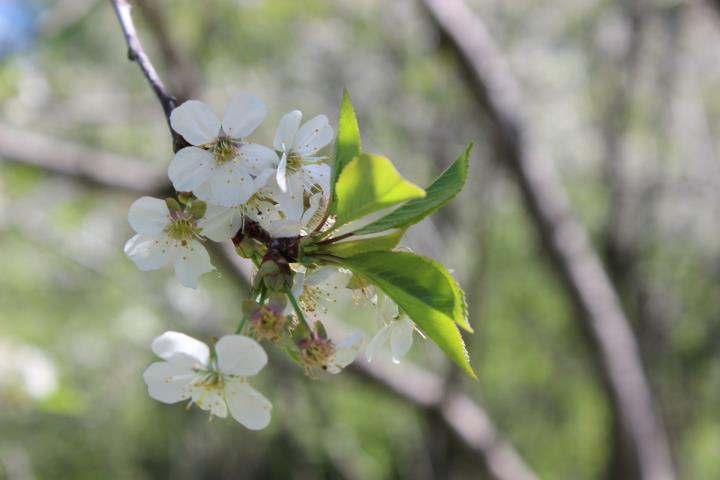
[353,144,473,235]
[334,154,425,227]
[331,89,361,209]
[336,251,475,378]
[315,229,405,258]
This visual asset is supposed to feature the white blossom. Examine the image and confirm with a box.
[291,267,352,314]
[143,331,272,430]
[124,197,213,289]
[325,332,364,374]
[168,94,278,207]
[257,185,325,238]
[366,295,417,364]
[196,192,273,242]
[273,110,333,216]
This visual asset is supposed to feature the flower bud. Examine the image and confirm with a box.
[235,236,264,259]
[254,261,289,292]
[165,197,183,213]
[188,200,207,219]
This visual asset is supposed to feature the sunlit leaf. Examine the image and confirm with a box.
[353,144,472,235]
[330,89,361,210]
[333,154,425,228]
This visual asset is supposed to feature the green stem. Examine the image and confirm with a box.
[235,314,248,334]
[237,256,265,334]
[314,231,353,246]
[284,282,311,332]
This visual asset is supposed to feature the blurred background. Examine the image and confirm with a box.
[1,0,719,478]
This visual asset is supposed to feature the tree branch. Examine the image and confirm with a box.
[109,0,185,151]
[0,123,166,194]
[133,0,200,103]
[419,0,675,479]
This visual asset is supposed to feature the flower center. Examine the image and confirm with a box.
[298,337,335,369]
[212,135,239,164]
[286,151,304,173]
[250,305,285,341]
[165,212,197,241]
[194,370,225,390]
[298,286,322,313]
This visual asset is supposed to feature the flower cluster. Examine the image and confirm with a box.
[127,94,426,429]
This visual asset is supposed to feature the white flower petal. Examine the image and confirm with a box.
[306,268,350,301]
[143,361,196,404]
[212,394,228,418]
[291,272,306,299]
[390,318,415,364]
[173,239,214,289]
[225,379,272,430]
[208,162,256,207]
[276,174,305,222]
[170,100,221,145]
[191,387,227,418]
[294,115,333,155]
[366,324,392,363]
[273,110,302,151]
[304,267,337,286]
[302,163,331,194]
[264,219,302,238]
[151,331,210,368]
[376,294,397,324]
[276,152,289,192]
[327,332,364,373]
[128,197,169,235]
[252,169,275,193]
[193,182,213,204]
[222,93,267,138]
[124,233,172,271]
[215,335,268,377]
[198,205,243,242]
[237,143,279,176]
[168,147,216,192]
[300,192,323,230]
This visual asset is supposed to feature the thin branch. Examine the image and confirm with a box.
[354,362,538,480]
[0,123,166,194]
[133,0,200,102]
[419,1,676,479]
[109,0,184,150]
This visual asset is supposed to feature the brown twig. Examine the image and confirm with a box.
[108,0,185,151]
[133,0,200,102]
[419,0,676,479]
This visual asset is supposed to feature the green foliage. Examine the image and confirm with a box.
[314,229,405,258]
[336,251,475,378]
[353,144,473,235]
[331,89,361,209]
[332,154,425,227]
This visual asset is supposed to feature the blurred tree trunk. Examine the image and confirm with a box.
[419,0,675,479]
